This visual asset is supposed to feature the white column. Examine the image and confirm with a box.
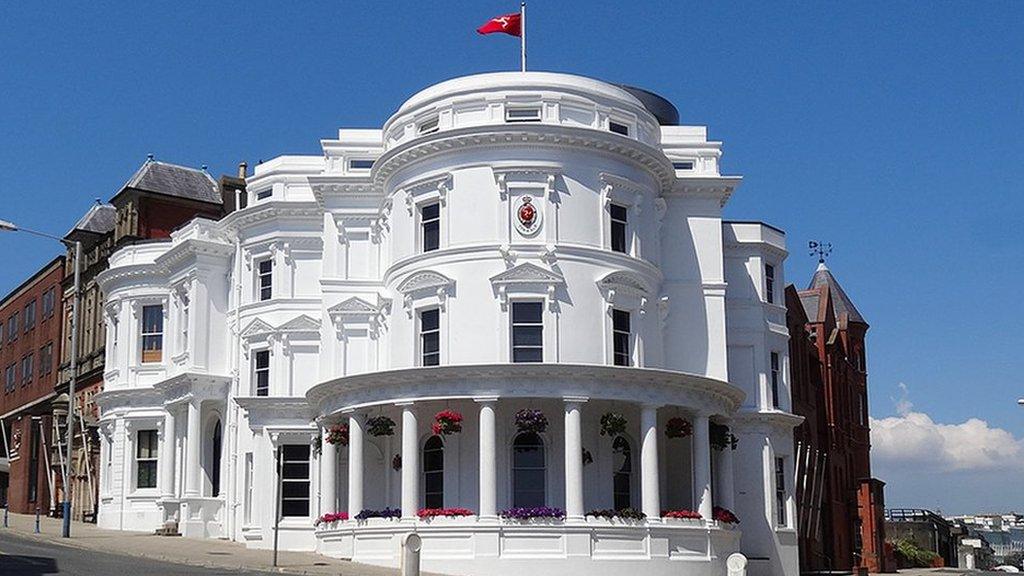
[184,398,202,497]
[347,414,364,517]
[563,399,585,520]
[640,404,661,519]
[476,398,498,519]
[161,407,177,498]
[693,412,713,521]
[321,425,337,515]
[400,405,419,519]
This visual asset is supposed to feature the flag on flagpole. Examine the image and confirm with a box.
[477,12,522,37]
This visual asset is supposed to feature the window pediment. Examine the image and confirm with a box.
[490,263,564,310]
[397,270,454,317]
[597,271,653,312]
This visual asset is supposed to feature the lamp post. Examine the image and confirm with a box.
[0,219,81,538]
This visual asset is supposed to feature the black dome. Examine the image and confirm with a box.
[616,85,679,126]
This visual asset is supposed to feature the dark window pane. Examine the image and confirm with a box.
[512,302,542,323]
[614,473,630,494]
[142,306,163,333]
[422,333,439,354]
[283,445,310,461]
[259,260,272,274]
[424,472,443,493]
[282,482,309,498]
[512,348,543,363]
[420,309,439,331]
[512,326,542,347]
[513,448,544,469]
[282,499,309,517]
[513,489,545,508]
[282,462,309,479]
[610,204,628,221]
[422,353,439,367]
[613,310,630,332]
[423,450,444,470]
[611,222,627,253]
[255,351,269,369]
[421,203,439,220]
[423,222,439,252]
[425,492,443,509]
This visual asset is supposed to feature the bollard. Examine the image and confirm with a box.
[4,506,7,528]
[401,533,422,576]
[35,507,40,533]
[727,552,748,576]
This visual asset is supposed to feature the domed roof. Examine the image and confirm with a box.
[616,85,679,126]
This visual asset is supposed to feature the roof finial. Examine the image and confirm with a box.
[201,164,208,171]
[94,198,102,205]
[147,153,155,162]
[809,240,832,264]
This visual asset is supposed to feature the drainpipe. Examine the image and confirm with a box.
[226,235,243,539]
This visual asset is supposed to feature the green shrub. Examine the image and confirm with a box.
[891,539,940,568]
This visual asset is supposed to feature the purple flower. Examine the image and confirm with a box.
[499,507,566,520]
[354,507,402,520]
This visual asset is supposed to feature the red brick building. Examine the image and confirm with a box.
[788,262,891,574]
[0,256,65,515]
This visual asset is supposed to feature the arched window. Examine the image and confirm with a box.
[612,436,632,510]
[512,432,546,508]
[211,420,222,497]
[423,435,444,509]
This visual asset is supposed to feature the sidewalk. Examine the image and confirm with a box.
[0,511,402,575]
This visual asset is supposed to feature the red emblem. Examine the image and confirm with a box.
[518,197,536,227]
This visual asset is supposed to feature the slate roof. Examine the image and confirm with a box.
[807,263,867,325]
[120,159,222,204]
[799,292,820,323]
[67,202,116,236]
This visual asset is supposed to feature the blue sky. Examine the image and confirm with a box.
[1,2,1022,513]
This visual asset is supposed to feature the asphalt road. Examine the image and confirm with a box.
[0,531,278,576]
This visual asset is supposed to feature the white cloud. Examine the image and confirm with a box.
[871,383,1024,472]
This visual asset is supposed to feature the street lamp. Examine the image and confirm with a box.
[0,219,81,538]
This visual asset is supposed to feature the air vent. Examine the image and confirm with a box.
[505,107,542,123]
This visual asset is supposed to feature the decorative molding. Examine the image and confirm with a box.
[489,262,564,311]
[396,270,455,318]
[597,271,653,311]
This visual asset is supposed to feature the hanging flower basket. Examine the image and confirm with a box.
[713,506,740,524]
[312,434,323,455]
[709,422,738,451]
[314,512,349,527]
[662,509,702,520]
[325,423,349,446]
[514,409,548,434]
[599,412,628,437]
[582,448,594,466]
[432,410,463,436]
[391,454,402,471]
[366,415,396,437]
[665,417,693,439]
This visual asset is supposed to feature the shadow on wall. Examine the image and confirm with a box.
[0,555,59,575]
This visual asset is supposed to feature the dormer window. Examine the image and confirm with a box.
[609,121,630,136]
[417,117,439,135]
[349,159,374,171]
[506,107,541,123]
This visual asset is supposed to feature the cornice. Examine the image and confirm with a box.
[94,387,163,413]
[220,201,324,233]
[155,238,235,270]
[154,372,232,405]
[307,363,746,418]
[96,263,169,293]
[372,124,675,196]
[308,175,380,208]
[235,396,315,428]
[730,410,804,434]
[667,176,743,207]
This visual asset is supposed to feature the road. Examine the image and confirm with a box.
[0,531,278,576]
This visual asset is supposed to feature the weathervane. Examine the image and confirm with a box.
[808,241,833,263]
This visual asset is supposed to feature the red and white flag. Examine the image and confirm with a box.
[477,12,522,37]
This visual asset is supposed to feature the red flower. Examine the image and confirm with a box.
[661,509,702,520]
[432,410,463,436]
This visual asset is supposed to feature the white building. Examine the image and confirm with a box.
[95,72,800,576]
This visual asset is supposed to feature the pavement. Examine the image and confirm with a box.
[0,512,401,575]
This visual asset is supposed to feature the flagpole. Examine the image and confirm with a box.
[520,2,527,72]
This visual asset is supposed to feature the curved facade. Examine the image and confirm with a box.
[95,72,799,576]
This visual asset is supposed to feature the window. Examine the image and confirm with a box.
[505,106,541,122]
[253,350,270,396]
[141,305,164,363]
[775,457,787,526]
[419,308,440,366]
[21,354,33,385]
[421,202,440,252]
[612,310,631,367]
[423,435,444,509]
[7,313,17,343]
[610,204,628,254]
[28,422,40,503]
[243,452,254,524]
[609,120,629,136]
[765,264,776,304]
[4,365,14,393]
[24,300,36,332]
[770,352,780,409]
[136,430,159,489]
[417,116,439,135]
[257,259,272,301]
[256,189,272,200]
[612,436,632,510]
[511,302,543,363]
[672,161,694,170]
[512,432,545,507]
[211,421,222,497]
[349,159,374,170]
[42,288,55,318]
[279,444,311,517]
